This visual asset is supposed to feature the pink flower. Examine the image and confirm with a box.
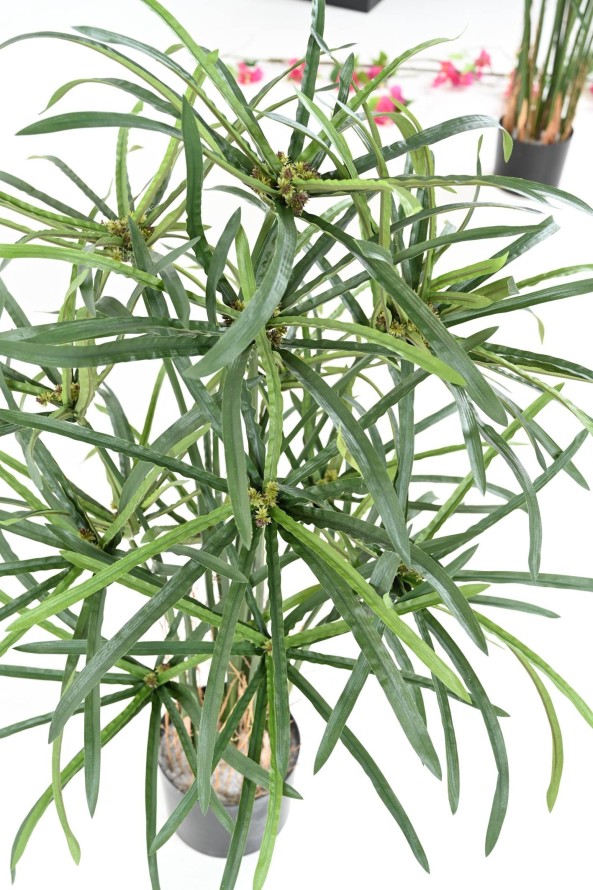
[459,71,477,86]
[433,59,478,88]
[237,61,264,85]
[374,94,395,125]
[287,58,305,82]
[367,64,384,79]
[389,84,406,104]
[433,60,460,87]
[475,49,492,68]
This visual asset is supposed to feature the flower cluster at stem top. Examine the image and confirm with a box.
[248,481,280,527]
[101,216,154,262]
[252,152,319,216]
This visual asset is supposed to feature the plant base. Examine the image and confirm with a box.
[494,123,573,188]
[158,718,300,857]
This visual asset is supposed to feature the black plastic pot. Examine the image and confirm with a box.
[494,123,573,189]
[312,0,383,11]
[159,718,300,857]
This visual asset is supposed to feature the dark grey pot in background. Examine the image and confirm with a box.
[307,0,383,11]
[494,123,573,189]
[159,719,300,858]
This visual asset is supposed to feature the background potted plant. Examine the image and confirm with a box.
[2,1,593,888]
[495,0,593,186]
[309,0,384,13]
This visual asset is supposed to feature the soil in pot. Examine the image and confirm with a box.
[158,696,300,857]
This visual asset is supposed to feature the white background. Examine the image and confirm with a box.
[2,1,593,888]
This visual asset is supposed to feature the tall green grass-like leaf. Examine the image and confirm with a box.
[186,207,296,379]
[288,0,325,159]
[280,352,410,560]
[48,519,235,741]
[423,613,509,855]
[289,666,430,872]
[222,351,252,548]
[145,697,162,890]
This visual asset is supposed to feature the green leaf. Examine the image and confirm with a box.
[510,646,564,811]
[220,685,267,890]
[253,658,283,890]
[449,385,486,494]
[138,0,279,169]
[181,97,209,268]
[431,253,509,290]
[84,588,106,816]
[0,688,139,740]
[278,316,466,385]
[299,211,506,424]
[409,544,487,652]
[47,522,235,742]
[455,569,593,593]
[284,525,440,777]
[423,613,509,855]
[206,209,241,324]
[10,688,152,879]
[0,664,137,684]
[186,206,296,379]
[17,110,180,140]
[0,409,227,493]
[289,0,325,159]
[0,243,162,288]
[416,615,460,813]
[467,595,559,618]
[259,333,284,483]
[279,353,410,560]
[289,665,429,872]
[475,611,593,730]
[384,174,592,216]
[42,76,179,118]
[273,506,469,702]
[311,554,399,775]
[222,351,252,548]
[351,115,514,175]
[265,524,290,777]
[145,697,162,890]
[52,721,81,864]
[9,504,232,631]
[478,422,542,578]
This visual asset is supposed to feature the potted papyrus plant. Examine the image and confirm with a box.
[496,0,593,185]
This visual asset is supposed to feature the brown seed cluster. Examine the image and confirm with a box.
[267,307,287,347]
[252,151,318,216]
[376,312,431,347]
[221,302,287,347]
[78,526,98,544]
[101,215,154,262]
[221,299,246,327]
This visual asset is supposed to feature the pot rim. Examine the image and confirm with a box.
[158,712,301,807]
[498,117,574,147]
